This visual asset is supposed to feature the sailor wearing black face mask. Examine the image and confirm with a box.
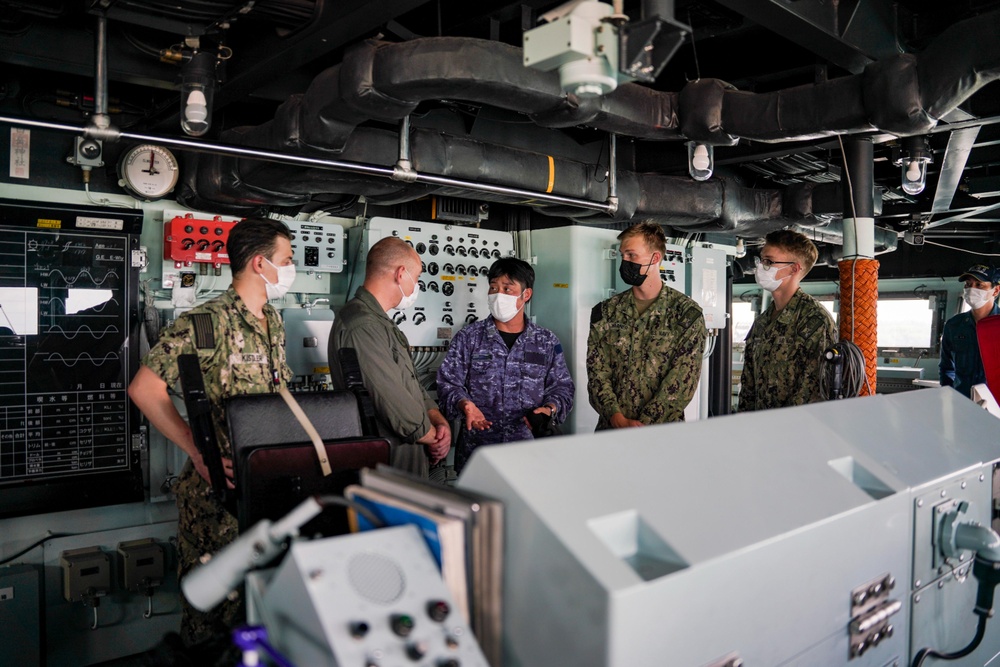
[586,221,708,430]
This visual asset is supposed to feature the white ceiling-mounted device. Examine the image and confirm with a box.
[523,1,624,98]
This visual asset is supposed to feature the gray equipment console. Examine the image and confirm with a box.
[249,524,487,667]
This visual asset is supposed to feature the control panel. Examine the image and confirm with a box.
[287,220,345,273]
[350,217,515,346]
[163,214,237,269]
[257,525,488,667]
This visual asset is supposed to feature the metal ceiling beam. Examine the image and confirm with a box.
[212,0,430,111]
[711,0,900,73]
[932,127,980,214]
[925,201,1000,230]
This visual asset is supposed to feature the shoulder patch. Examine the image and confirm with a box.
[590,302,604,325]
[188,312,215,349]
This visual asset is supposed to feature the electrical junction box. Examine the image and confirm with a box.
[530,225,621,435]
[687,244,728,330]
[117,538,165,594]
[287,219,346,273]
[60,546,111,603]
[0,564,41,667]
[282,304,336,377]
[163,214,238,268]
[349,218,515,347]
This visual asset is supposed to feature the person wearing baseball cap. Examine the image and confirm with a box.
[939,264,1000,396]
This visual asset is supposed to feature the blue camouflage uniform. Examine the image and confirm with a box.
[436,318,574,465]
[940,302,1000,396]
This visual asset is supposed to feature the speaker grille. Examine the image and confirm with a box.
[347,552,405,604]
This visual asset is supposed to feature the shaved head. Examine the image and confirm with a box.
[367,237,420,278]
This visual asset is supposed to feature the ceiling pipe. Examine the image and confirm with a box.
[91,14,111,132]
[0,115,615,214]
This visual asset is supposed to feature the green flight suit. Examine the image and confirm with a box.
[328,286,437,477]
[587,283,708,429]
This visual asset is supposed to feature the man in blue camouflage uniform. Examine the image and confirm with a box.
[587,222,707,429]
[940,264,1000,396]
[437,258,574,471]
[738,229,837,411]
[329,237,451,477]
[128,218,295,647]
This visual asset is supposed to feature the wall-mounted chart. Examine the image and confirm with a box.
[0,199,143,517]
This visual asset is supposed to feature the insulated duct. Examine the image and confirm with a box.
[178,9,1000,232]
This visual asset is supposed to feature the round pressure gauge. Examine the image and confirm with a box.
[117,144,179,200]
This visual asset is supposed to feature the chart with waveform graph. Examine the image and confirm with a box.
[0,228,130,481]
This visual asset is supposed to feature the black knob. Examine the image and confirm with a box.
[427,600,450,622]
[405,641,427,661]
[349,620,369,638]
[214,227,224,236]
[199,226,209,235]
[390,613,414,637]
[184,225,194,233]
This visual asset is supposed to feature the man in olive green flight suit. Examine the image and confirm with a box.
[587,221,708,429]
[128,218,295,646]
[738,229,838,411]
[329,237,451,477]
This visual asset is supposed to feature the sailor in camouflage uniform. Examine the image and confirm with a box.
[587,222,708,429]
[738,229,837,411]
[128,218,294,646]
[437,258,574,471]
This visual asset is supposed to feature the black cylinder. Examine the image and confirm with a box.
[642,0,674,20]
[842,137,875,219]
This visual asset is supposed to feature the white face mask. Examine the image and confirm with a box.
[964,287,995,310]
[261,257,296,299]
[754,263,784,293]
[488,292,524,323]
[396,268,419,310]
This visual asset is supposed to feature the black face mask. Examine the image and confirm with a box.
[619,258,655,286]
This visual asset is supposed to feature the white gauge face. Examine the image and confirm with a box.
[119,144,179,200]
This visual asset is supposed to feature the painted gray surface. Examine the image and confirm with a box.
[460,388,1000,666]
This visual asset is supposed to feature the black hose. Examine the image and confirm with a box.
[911,607,989,667]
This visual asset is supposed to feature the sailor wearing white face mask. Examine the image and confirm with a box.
[436,257,574,472]
[738,229,838,412]
[940,264,1000,396]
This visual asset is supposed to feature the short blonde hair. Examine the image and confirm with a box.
[617,221,667,257]
[764,229,819,274]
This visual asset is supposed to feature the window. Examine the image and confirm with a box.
[732,301,756,345]
[877,298,937,349]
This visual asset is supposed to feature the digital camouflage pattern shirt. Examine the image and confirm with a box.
[437,317,575,449]
[141,285,291,644]
[587,283,707,429]
[737,289,837,412]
